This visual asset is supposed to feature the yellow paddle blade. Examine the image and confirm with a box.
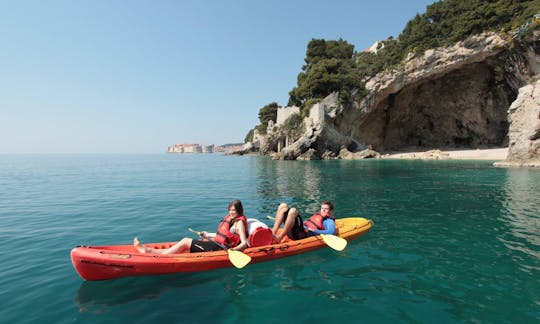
[321,234,347,251]
[227,249,252,269]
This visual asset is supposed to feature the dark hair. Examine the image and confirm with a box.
[228,199,244,215]
[321,201,334,211]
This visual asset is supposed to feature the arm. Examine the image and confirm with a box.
[231,221,248,251]
[310,219,336,235]
[201,231,216,239]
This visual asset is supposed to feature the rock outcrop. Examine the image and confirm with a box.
[495,79,540,167]
[338,148,381,160]
[252,31,540,165]
[353,33,514,151]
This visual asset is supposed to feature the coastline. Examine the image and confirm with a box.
[380,147,508,160]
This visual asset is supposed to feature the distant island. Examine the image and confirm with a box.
[167,143,244,154]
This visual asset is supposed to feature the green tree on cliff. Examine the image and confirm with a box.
[288,38,364,109]
[258,102,278,126]
[246,0,539,143]
[247,102,279,141]
[360,0,540,74]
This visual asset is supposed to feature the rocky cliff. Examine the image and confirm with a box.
[495,79,540,167]
[252,31,540,166]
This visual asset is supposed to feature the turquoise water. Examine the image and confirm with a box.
[1,154,539,323]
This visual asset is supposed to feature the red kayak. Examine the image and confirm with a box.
[70,217,373,281]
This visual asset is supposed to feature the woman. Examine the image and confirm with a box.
[134,199,249,254]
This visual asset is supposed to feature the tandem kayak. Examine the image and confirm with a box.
[70,217,373,281]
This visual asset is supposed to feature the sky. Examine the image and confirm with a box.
[0,0,436,153]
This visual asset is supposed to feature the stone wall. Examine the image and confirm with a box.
[276,106,300,126]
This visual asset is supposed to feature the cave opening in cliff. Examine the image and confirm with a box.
[370,62,516,152]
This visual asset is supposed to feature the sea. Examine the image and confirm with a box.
[0,153,539,323]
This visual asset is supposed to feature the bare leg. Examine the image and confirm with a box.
[272,203,289,238]
[281,208,299,241]
[160,238,192,254]
[134,237,192,254]
[272,203,300,242]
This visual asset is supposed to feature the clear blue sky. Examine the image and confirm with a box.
[0,0,435,153]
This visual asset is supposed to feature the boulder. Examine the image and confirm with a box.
[495,79,540,167]
[338,148,381,160]
[297,149,319,160]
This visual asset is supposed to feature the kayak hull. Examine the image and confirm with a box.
[70,217,373,281]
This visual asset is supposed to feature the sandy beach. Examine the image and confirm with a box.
[381,147,508,160]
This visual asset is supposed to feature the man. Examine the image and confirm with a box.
[271,201,336,242]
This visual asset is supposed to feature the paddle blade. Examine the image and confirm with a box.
[321,234,347,251]
[227,249,251,269]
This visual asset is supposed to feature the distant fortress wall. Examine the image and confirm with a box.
[167,143,214,153]
[167,143,247,153]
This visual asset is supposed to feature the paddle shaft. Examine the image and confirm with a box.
[188,228,251,268]
[187,228,236,251]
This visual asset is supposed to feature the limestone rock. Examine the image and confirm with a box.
[338,148,381,160]
[321,150,337,160]
[495,79,540,167]
[297,149,319,160]
[227,142,255,155]
[274,134,318,160]
[253,31,540,165]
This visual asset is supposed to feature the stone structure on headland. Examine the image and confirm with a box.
[239,29,540,167]
[167,143,214,153]
[167,143,246,154]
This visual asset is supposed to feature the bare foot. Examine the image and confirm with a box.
[133,237,149,253]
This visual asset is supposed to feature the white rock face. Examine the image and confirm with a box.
[254,32,540,163]
[361,32,508,115]
[495,80,540,167]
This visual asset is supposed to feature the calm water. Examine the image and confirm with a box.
[0,154,539,323]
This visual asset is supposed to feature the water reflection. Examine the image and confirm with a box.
[74,253,331,322]
[500,168,540,265]
[254,158,325,214]
[76,271,223,307]
[74,254,319,305]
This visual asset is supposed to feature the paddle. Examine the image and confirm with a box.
[266,215,347,251]
[188,228,251,269]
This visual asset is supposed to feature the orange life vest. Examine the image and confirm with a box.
[304,212,335,231]
[214,214,248,248]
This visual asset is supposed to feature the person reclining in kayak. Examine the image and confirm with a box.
[271,201,336,243]
[133,199,249,254]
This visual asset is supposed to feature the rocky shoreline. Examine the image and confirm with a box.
[240,31,539,167]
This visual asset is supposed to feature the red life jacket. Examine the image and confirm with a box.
[214,214,248,248]
[304,212,335,231]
